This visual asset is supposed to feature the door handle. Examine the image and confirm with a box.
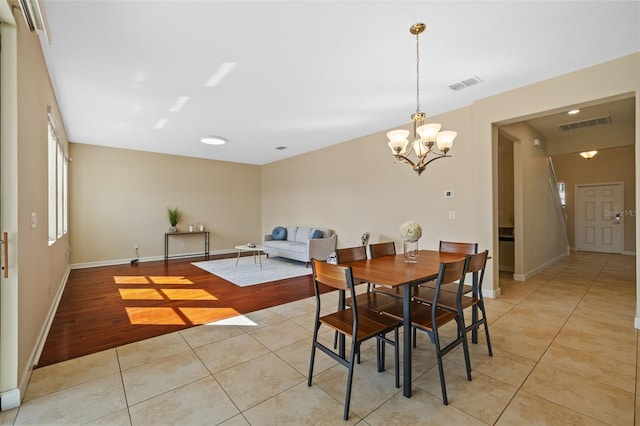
[1,232,7,278]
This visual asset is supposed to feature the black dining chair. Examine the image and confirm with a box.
[413,250,493,356]
[381,257,472,405]
[308,259,402,420]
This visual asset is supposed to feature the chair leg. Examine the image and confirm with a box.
[308,342,317,387]
[333,331,338,349]
[434,347,448,405]
[478,301,493,356]
[394,327,400,389]
[412,327,417,348]
[458,318,472,381]
[344,342,358,420]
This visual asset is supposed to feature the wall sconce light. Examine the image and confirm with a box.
[533,138,541,148]
[580,151,598,159]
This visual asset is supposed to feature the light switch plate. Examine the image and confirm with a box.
[31,212,37,229]
[444,190,454,198]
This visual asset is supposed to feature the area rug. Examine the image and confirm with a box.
[192,256,312,287]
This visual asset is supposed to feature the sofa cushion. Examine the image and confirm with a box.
[311,229,323,239]
[289,242,307,254]
[311,228,330,238]
[286,226,298,242]
[272,226,287,240]
[295,226,312,243]
[263,240,292,250]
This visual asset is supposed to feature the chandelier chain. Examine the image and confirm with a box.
[415,32,420,114]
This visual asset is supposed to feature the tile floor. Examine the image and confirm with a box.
[1,251,637,425]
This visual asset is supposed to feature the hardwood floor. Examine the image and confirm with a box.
[37,254,329,368]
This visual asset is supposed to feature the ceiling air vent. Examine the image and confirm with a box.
[449,75,483,91]
[558,116,611,131]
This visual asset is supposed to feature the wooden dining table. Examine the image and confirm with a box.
[342,249,466,398]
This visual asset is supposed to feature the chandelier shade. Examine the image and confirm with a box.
[386,23,457,176]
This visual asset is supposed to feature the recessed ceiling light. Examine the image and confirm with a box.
[201,136,227,145]
[568,109,580,115]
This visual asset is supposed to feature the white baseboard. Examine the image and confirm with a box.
[70,249,238,269]
[483,287,501,299]
[0,388,20,411]
[512,251,569,282]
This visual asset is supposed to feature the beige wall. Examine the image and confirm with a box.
[552,146,636,253]
[12,10,70,396]
[69,144,262,264]
[262,106,477,253]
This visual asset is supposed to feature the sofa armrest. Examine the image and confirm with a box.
[264,234,274,242]
[307,234,337,261]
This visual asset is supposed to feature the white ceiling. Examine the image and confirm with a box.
[35,1,640,165]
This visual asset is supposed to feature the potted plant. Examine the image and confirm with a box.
[167,207,182,232]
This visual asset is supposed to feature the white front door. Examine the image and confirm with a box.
[575,183,624,253]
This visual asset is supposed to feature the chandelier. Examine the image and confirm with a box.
[387,23,457,176]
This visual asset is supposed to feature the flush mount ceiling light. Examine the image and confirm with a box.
[580,150,598,159]
[386,23,456,176]
[200,136,227,145]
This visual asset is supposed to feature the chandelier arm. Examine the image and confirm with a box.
[418,153,451,168]
[394,154,418,169]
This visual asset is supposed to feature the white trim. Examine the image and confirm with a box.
[31,266,71,370]
[512,250,569,281]
[0,388,20,411]
[483,287,501,299]
[69,249,238,270]
[635,317,640,330]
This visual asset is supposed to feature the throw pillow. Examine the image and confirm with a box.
[311,229,324,239]
[272,226,287,240]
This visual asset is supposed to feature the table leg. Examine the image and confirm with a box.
[235,250,241,266]
[257,251,262,269]
[403,284,412,398]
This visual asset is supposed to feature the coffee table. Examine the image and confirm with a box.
[235,244,265,269]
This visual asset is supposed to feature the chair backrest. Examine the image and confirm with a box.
[369,241,396,258]
[311,258,352,291]
[336,246,367,264]
[439,241,478,255]
[465,250,489,293]
[436,257,467,291]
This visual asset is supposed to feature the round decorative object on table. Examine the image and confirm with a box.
[400,220,422,263]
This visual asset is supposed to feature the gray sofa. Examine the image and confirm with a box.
[263,226,337,266]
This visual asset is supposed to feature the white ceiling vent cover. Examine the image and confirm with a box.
[449,75,483,91]
[558,116,612,131]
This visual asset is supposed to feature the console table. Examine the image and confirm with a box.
[164,231,210,260]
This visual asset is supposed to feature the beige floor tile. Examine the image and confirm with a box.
[243,381,362,425]
[238,309,288,331]
[540,342,636,392]
[121,350,210,406]
[179,322,245,348]
[194,332,270,374]
[362,387,486,426]
[0,407,18,425]
[117,331,190,370]
[15,373,126,425]
[85,409,131,425]
[488,324,552,361]
[25,349,120,400]
[496,391,607,425]
[448,343,535,388]
[215,352,305,411]
[275,337,337,377]
[219,414,251,425]
[247,319,311,351]
[128,376,239,425]
[554,326,636,366]
[414,359,517,424]
[522,363,634,425]
[492,311,561,341]
[289,310,318,332]
[269,298,317,319]
[312,360,401,419]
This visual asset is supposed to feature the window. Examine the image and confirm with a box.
[48,108,68,244]
[557,182,566,207]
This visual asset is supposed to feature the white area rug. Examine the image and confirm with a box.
[192,256,312,287]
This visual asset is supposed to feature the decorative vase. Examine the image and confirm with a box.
[403,240,419,263]
[169,226,177,233]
